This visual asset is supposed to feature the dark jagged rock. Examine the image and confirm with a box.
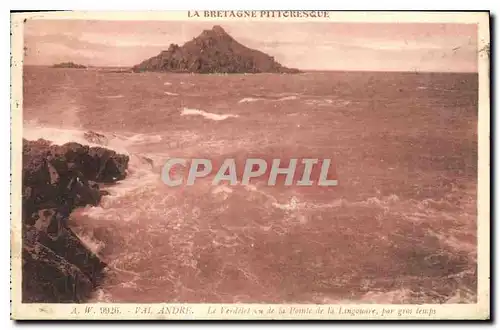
[52,62,87,69]
[22,138,129,303]
[132,25,301,74]
[84,130,109,146]
[22,241,95,303]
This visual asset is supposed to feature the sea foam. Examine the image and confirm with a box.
[99,94,125,99]
[181,107,239,121]
[23,125,132,155]
[238,97,262,103]
[276,95,298,101]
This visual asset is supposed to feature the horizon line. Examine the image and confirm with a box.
[22,64,478,74]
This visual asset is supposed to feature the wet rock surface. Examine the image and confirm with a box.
[21,138,129,303]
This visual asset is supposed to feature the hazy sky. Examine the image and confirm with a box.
[23,20,478,72]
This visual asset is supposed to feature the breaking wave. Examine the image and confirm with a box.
[276,95,298,102]
[238,97,263,103]
[98,94,125,99]
[23,125,130,155]
[304,98,351,107]
[181,107,239,121]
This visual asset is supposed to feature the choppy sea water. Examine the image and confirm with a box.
[23,67,478,303]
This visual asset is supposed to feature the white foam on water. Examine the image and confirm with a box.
[80,206,113,221]
[99,94,125,99]
[164,91,179,96]
[212,185,233,195]
[126,133,163,144]
[238,97,263,103]
[89,288,113,303]
[272,196,300,211]
[444,286,477,303]
[103,164,159,200]
[23,126,130,155]
[416,86,456,92]
[181,107,239,121]
[304,98,351,107]
[72,227,106,255]
[23,126,168,221]
[309,198,346,209]
[426,229,476,256]
[243,184,278,204]
[209,185,234,202]
[352,195,399,210]
[276,92,300,97]
[358,288,415,303]
[275,95,298,102]
[80,151,164,222]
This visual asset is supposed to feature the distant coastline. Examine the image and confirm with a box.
[52,62,87,69]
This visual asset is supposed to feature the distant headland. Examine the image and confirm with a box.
[52,62,87,69]
[132,25,301,74]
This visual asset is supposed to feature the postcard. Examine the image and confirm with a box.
[10,10,490,320]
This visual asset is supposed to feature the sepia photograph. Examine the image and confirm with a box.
[10,11,490,320]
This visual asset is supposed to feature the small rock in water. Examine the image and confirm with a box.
[84,130,109,146]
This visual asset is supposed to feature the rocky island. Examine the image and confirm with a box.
[132,25,300,74]
[22,138,129,302]
[52,62,87,69]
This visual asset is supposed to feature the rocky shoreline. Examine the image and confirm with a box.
[21,138,129,303]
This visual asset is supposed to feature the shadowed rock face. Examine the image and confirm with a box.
[21,138,129,303]
[132,25,301,74]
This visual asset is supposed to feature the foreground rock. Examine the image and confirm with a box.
[132,25,301,74]
[52,62,87,69]
[22,138,129,302]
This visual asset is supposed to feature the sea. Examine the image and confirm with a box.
[22,66,478,304]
